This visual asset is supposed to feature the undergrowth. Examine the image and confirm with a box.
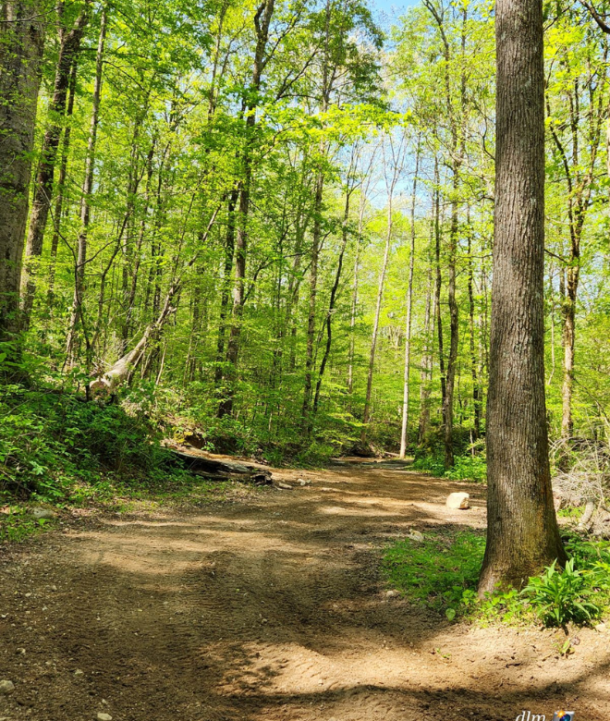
[382,529,610,627]
[412,453,487,482]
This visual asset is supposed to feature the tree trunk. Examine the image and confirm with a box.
[478,0,565,594]
[215,188,238,387]
[66,5,107,366]
[47,58,78,311]
[399,139,421,458]
[313,185,353,415]
[0,0,45,348]
[442,171,459,468]
[301,170,324,421]
[467,214,481,439]
[433,159,446,408]
[21,0,91,330]
[220,0,275,418]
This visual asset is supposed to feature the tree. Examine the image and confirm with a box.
[0,0,46,349]
[478,0,565,593]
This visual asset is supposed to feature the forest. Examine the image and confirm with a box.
[2,0,610,717]
[1,0,609,469]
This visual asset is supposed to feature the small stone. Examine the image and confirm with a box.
[595,622,607,633]
[0,680,15,695]
[31,507,57,520]
[446,492,470,510]
[297,478,311,486]
[407,530,424,542]
[16,648,25,655]
[277,482,293,491]
[74,669,84,676]
[385,590,399,598]
[97,713,113,721]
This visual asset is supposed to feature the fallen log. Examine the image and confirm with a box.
[168,450,273,485]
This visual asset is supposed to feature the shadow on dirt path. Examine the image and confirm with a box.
[1,461,609,720]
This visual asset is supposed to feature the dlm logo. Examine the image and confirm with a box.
[515,712,575,721]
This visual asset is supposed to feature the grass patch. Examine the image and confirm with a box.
[382,528,610,626]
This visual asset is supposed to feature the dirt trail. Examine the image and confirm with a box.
[1,461,609,721]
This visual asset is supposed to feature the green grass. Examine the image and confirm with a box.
[382,529,610,626]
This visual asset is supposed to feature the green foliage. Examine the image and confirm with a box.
[0,507,54,543]
[412,452,487,482]
[382,529,610,627]
[0,383,175,505]
[444,454,487,482]
[521,559,603,626]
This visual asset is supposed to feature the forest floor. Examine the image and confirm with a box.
[1,459,609,721]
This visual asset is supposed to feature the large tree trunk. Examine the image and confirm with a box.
[478,0,565,594]
[0,0,45,348]
[20,0,91,330]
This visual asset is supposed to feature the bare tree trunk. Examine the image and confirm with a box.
[21,0,91,330]
[66,5,107,366]
[301,170,324,420]
[467,212,481,439]
[433,159,446,408]
[47,59,78,310]
[479,0,565,594]
[443,171,459,467]
[399,139,421,458]
[313,182,354,415]
[362,137,404,440]
[347,202,363,400]
[0,0,45,349]
[215,188,238,387]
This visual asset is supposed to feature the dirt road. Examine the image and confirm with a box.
[1,461,609,721]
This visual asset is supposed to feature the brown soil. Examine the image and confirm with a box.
[1,460,609,721]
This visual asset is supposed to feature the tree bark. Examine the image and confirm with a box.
[0,0,45,347]
[20,0,91,330]
[66,5,107,366]
[220,0,275,418]
[478,0,565,594]
[399,139,421,458]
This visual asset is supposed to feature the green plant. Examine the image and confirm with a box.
[521,558,603,626]
[383,529,610,626]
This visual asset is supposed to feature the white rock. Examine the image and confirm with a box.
[0,680,15,695]
[595,622,607,633]
[31,507,57,520]
[277,482,293,491]
[407,530,424,542]
[297,478,311,486]
[97,713,113,721]
[74,669,84,676]
[446,492,470,510]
